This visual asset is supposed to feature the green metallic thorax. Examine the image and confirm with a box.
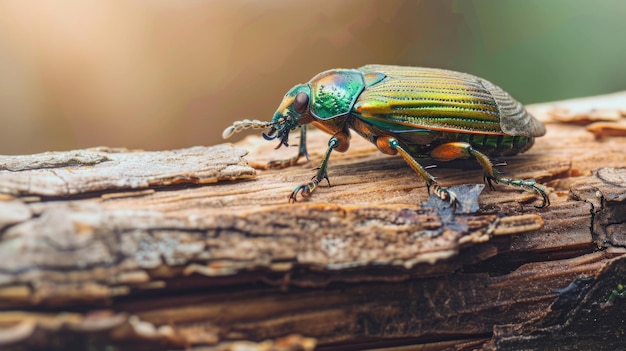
[308,69,365,120]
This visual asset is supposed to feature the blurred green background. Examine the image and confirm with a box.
[1,0,625,154]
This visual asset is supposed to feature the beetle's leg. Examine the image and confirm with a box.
[429,142,550,208]
[289,131,349,203]
[376,136,457,204]
[268,126,310,169]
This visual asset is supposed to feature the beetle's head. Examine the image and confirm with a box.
[222,84,312,149]
[262,84,311,148]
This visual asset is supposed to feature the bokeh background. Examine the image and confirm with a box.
[1,0,625,155]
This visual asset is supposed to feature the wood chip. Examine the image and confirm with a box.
[586,121,626,138]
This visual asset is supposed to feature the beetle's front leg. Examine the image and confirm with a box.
[268,126,309,169]
[375,136,457,205]
[289,131,349,203]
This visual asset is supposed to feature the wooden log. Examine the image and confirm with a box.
[0,92,625,351]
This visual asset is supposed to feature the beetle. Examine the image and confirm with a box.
[223,65,549,207]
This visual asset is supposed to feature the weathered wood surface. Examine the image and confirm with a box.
[0,92,625,351]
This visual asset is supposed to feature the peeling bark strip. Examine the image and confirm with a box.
[0,92,626,350]
[0,145,255,197]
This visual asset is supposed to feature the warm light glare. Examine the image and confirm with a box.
[0,1,624,154]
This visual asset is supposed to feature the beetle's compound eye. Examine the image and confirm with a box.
[293,92,309,114]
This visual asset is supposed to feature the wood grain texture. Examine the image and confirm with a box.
[0,145,254,197]
[0,93,625,351]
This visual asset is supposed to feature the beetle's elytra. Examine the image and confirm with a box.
[223,65,549,208]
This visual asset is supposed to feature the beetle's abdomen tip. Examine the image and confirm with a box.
[534,117,547,136]
[480,78,546,138]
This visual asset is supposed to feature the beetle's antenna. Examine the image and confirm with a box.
[222,119,275,139]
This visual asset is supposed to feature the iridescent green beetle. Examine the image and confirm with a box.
[223,65,549,207]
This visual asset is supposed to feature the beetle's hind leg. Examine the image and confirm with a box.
[268,126,310,169]
[429,142,550,208]
[376,136,458,205]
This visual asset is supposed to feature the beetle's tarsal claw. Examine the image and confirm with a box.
[491,177,550,208]
[484,175,497,191]
[529,184,550,208]
[533,184,550,208]
[425,183,432,195]
[322,175,331,187]
[289,184,313,203]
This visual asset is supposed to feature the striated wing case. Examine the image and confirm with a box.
[354,65,545,137]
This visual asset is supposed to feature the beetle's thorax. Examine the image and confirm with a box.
[307,69,367,120]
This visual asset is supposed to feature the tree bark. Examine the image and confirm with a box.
[1,92,625,351]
